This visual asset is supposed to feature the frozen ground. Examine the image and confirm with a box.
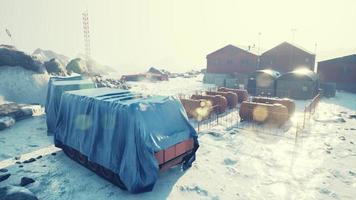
[1,76,356,200]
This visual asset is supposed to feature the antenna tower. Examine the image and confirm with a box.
[82,10,91,62]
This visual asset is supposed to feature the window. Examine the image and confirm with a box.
[227,60,233,65]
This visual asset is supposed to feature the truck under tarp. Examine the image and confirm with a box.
[54,87,199,193]
[45,77,95,133]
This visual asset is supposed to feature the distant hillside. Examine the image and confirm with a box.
[33,48,70,67]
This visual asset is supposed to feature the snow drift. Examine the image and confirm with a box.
[0,66,49,105]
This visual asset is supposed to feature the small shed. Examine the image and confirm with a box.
[276,69,319,99]
[247,69,281,96]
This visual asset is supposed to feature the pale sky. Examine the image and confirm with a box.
[0,0,355,73]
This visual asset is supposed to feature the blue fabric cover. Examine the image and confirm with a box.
[45,75,83,111]
[54,87,198,193]
[46,78,95,133]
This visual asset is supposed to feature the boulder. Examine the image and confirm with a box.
[66,58,88,74]
[0,186,38,200]
[32,48,69,67]
[0,117,15,131]
[0,45,45,73]
[0,174,11,182]
[20,177,35,187]
[44,58,66,76]
[0,103,34,120]
[148,67,164,75]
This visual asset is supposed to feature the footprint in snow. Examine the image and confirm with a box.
[204,131,224,140]
[223,158,237,165]
[179,185,209,197]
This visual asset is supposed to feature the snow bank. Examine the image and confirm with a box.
[0,66,49,105]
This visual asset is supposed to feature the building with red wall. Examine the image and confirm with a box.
[317,54,356,93]
[206,44,259,74]
[260,42,315,73]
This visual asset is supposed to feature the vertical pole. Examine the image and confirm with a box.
[198,121,200,132]
[303,107,306,129]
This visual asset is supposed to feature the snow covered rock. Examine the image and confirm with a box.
[92,75,130,89]
[349,114,356,119]
[0,45,45,73]
[20,177,35,187]
[0,66,49,105]
[0,103,35,120]
[0,174,11,182]
[0,186,38,200]
[66,58,87,74]
[32,48,69,67]
[0,117,15,131]
[148,67,165,75]
[44,58,66,76]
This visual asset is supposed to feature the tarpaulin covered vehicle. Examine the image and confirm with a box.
[45,76,95,133]
[54,87,199,193]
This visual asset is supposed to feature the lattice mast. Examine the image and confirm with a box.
[82,10,91,62]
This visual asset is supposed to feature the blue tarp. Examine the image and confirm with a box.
[46,78,95,133]
[54,87,198,193]
[45,75,84,111]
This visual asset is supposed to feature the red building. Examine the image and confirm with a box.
[206,44,258,74]
[317,54,356,93]
[260,42,315,73]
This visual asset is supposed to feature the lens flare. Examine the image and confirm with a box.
[256,73,273,87]
[75,114,92,131]
[253,105,268,122]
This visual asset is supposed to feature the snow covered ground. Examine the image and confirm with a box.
[1,76,356,200]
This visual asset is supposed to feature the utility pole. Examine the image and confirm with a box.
[314,42,318,72]
[290,28,297,69]
[257,32,262,69]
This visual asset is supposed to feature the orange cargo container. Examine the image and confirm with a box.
[218,87,249,103]
[206,91,238,108]
[239,101,289,125]
[180,98,212,120]
[191,94,227,114]
[251,97,295,118]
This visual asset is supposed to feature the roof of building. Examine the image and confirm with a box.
[207,44,259,58]
[262,41,315,56]
[318,54,356,65]
[278,68,318,82]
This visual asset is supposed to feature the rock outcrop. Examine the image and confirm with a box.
[0,45,45,73]
[66,58,88,74]
[44,58,66,76]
